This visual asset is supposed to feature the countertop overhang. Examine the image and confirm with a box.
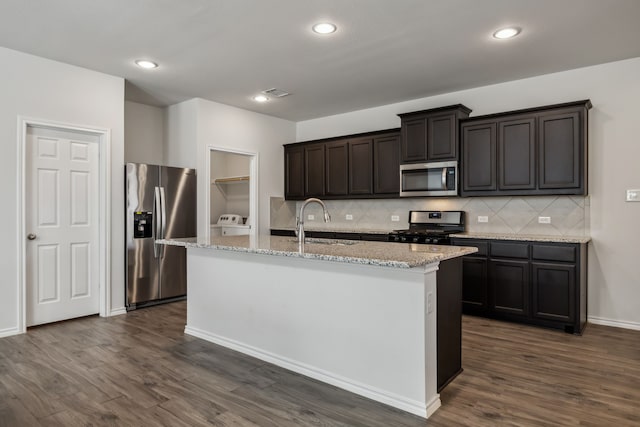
[158,235,478,269]
[453,232,591,244]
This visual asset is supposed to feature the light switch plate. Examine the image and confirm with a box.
[538,216,551,224]
[477,216,489,223]
[345,214,353,220]
[307,214,315,220]
[391,215,400,222]
[626,189,640,202]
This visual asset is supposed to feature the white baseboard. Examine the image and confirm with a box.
[109,307,127,317]
[588,316,640,331]
[185,325,434,419]
[0,327,21,338]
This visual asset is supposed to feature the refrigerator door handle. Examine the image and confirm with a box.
[153,186,161,258]
[159,186,167,258]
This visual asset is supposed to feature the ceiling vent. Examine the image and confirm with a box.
[262,88,290,98]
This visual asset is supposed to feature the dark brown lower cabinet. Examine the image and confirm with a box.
[532,262,576,323]
[452,238,587,334]
[461,257,488,314]
[490,259,530,318]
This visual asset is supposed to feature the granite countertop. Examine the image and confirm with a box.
[453,232,591,244]
[158,235,478,269]
[271,227,393,235]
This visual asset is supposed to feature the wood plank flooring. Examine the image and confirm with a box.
[1,301,639,426]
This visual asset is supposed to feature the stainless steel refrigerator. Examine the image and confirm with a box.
[125,163,197,310]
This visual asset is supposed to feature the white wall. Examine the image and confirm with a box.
[124,101,164,164]
[165,98,295,237]
[297,57,640,329]
[0,47,125,335]
[164,99,198,168]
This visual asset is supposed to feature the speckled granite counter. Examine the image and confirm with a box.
[453,232,591,244]
[271,227,392,234]
[158,235,477,269]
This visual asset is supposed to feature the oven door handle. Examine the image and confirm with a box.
[441,168,448,189]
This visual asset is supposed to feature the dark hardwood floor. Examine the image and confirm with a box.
[1,301,639,426]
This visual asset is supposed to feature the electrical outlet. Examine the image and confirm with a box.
[391,215,400,222]
[307,214,315,220]
[427,292,433,314]
[477,216,489,223]
[538,216,551,224]
[627,189,640,202]
[345,214,353,220]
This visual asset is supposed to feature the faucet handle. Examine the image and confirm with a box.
[295,216,300,237]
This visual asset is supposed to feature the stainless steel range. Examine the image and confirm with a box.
[388,210,465,244]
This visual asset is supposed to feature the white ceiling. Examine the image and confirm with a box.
[1,0,640,121]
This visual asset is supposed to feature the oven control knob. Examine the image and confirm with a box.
[412,237,420,243]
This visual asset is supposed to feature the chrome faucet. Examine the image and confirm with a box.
[296,198,331,249]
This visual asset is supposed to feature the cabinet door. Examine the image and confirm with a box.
[305,144,325,196]
[538,110,581,190]
[461,121,497,192]
[428,113,457,161]
[373,134,400,194]
[532,262,576,323]
[284,145,304,199]
[349,138,373,195]
[325,141,348,196]
[490,259,530,317]
[401,117,427,162]
[461,257,488,314]
[498,117,536,190]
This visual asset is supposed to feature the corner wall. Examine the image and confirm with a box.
[0,47,125,335]
[124,101,165,164]
[164,98,296,237]
[296,57,640,329]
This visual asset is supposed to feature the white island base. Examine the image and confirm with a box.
[185,246,441,418]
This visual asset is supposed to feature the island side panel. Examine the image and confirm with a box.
[185,247,440,418]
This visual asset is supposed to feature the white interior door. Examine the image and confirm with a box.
[25,126,100,327]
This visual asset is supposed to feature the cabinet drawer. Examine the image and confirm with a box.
[532,244,576,263]
[490,242,529,259]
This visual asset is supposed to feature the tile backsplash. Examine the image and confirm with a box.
[270,195,589,237]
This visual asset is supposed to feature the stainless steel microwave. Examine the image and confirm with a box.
[399,161,458,197]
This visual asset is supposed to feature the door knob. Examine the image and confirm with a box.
[27,233,37,240]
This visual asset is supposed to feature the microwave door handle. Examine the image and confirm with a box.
[441,168,448,189]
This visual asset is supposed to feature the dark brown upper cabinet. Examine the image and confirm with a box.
[349,137,373,195]
[304,143,325,196]
[461,121,497,192]
[284,129,399,200]
[498,117,536,191]
[373,134,400,195]
[460,100,591,197]
[538,110,582,190]
[399,105,471,163]
[284,145,304,199]
[325,140,349,196]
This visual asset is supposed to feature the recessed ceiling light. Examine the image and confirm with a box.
[135,60,158,69]
[493,27,521,39]
[253,95,269,103]
[312,22,337,34]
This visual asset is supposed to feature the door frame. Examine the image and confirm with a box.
[205,145,259,238]
[16,116,111,333]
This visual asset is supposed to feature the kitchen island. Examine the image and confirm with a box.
[159,235,476,418]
